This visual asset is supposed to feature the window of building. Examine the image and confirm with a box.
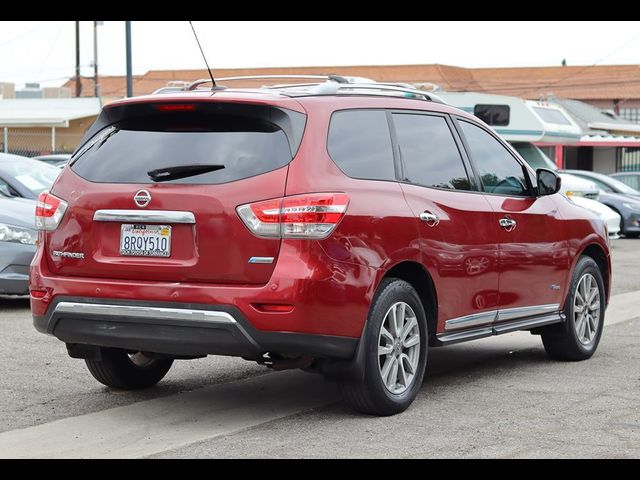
[473,104,510,126]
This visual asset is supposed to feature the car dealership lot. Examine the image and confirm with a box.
[1,239,639,458]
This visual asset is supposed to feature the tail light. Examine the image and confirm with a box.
[237,193,349,239]
[35,192,68,231]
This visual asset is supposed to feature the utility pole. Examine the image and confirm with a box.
[75,21,81,97]
[93,21,102,98]
[125,21,132,97]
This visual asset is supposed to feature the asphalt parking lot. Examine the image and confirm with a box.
[1,239,639,458]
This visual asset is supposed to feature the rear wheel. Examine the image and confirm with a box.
[85,348,173,389]
[542,256,605,361]
[338,278,428,416]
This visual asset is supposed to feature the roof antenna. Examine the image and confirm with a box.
[189,21,216,89]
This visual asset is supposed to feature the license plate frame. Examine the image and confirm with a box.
[119,224,172,257]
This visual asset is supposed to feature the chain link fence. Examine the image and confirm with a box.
[1,127,83,157]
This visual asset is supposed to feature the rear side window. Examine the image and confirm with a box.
[459,120,530,196]
[327,110,396,181]
[393,113,472,191]
[71,104,304,184]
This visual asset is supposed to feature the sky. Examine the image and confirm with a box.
[1,21,640,89]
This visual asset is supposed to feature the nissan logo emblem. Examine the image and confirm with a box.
[134,189,151,208]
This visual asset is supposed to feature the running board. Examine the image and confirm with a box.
[434,312,564,345]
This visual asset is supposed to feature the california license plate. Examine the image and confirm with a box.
[120,224,171,257]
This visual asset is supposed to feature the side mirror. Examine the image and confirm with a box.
[537,168,561,196]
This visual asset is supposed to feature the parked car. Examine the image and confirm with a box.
[0,196,37,295]
[30,78,611,415]
[610,171,640,192]
[510,142,620,239]
[34,154,72,168]
[567,195,621,239]
[563,169,640,237]
[0,153,61,199]
[510,142,600,199]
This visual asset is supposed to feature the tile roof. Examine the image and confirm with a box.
[61,63,640,101]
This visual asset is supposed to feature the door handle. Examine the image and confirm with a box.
[499,217,517,231]
[419,212,439,227]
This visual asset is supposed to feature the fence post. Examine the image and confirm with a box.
[51,127,56,153]
[3,127,7,153]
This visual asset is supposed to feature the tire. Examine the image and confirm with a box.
[624,232,640,238]
[541,256,605,361]
[338,278,428,416]
[85,348,173,389]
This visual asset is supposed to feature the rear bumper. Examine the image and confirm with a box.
[34,296,357,359]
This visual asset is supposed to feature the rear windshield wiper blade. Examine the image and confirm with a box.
[147,164,225,182]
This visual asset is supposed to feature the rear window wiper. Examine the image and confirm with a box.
[147,164,225,182]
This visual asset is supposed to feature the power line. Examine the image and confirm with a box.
[36,22,65,81]
[0,21,52,49]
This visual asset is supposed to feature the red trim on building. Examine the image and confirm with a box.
[555,145,564,169]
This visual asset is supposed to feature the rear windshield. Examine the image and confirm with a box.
[71,104,304,184]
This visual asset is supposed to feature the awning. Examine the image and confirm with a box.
[0,98,101,128]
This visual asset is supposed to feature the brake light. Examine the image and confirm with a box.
[237,193,349,239]
[156,104,196,112]
[35,192,68,231]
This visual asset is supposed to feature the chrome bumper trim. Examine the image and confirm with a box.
[53,301,236,325]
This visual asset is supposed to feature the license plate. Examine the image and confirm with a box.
[120,224,171,257]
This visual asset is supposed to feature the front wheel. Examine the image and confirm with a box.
[541,256,605,361]
[338,278,428,416]
[85,348,173,389]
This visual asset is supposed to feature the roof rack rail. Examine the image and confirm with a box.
[181,75,446,104]
[185,74,349,91]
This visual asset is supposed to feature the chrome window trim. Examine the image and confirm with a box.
[53,302,235,325]
[93,210,196,224]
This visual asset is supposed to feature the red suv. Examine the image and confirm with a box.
[30,77,611,415]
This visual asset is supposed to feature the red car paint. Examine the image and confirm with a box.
[30,91,611,344]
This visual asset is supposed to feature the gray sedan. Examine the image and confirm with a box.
[564,169,640,237]
[0,197,37,295]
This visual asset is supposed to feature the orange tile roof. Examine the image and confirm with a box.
[62,63,640,101]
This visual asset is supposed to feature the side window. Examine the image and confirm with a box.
[0,178,18,197]
[327,110,396,181]
[459,120,530,196]
[393,113,472,190]
[588,178,614,192]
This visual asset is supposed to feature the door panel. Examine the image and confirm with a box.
[401,186,499,333]
[483,195,569,316]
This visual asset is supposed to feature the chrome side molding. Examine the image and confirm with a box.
[93,210,196,224]
[437,313,564,345]
[496,304,560,322]
[445,303,561,331]
[444,310,498,331]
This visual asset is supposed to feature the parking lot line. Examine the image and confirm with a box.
[0,369,338,459]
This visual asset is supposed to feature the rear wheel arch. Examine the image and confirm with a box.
[378,261,438,342]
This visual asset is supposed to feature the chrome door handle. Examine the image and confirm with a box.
[419,212,439,227]
[499,217,517,231]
